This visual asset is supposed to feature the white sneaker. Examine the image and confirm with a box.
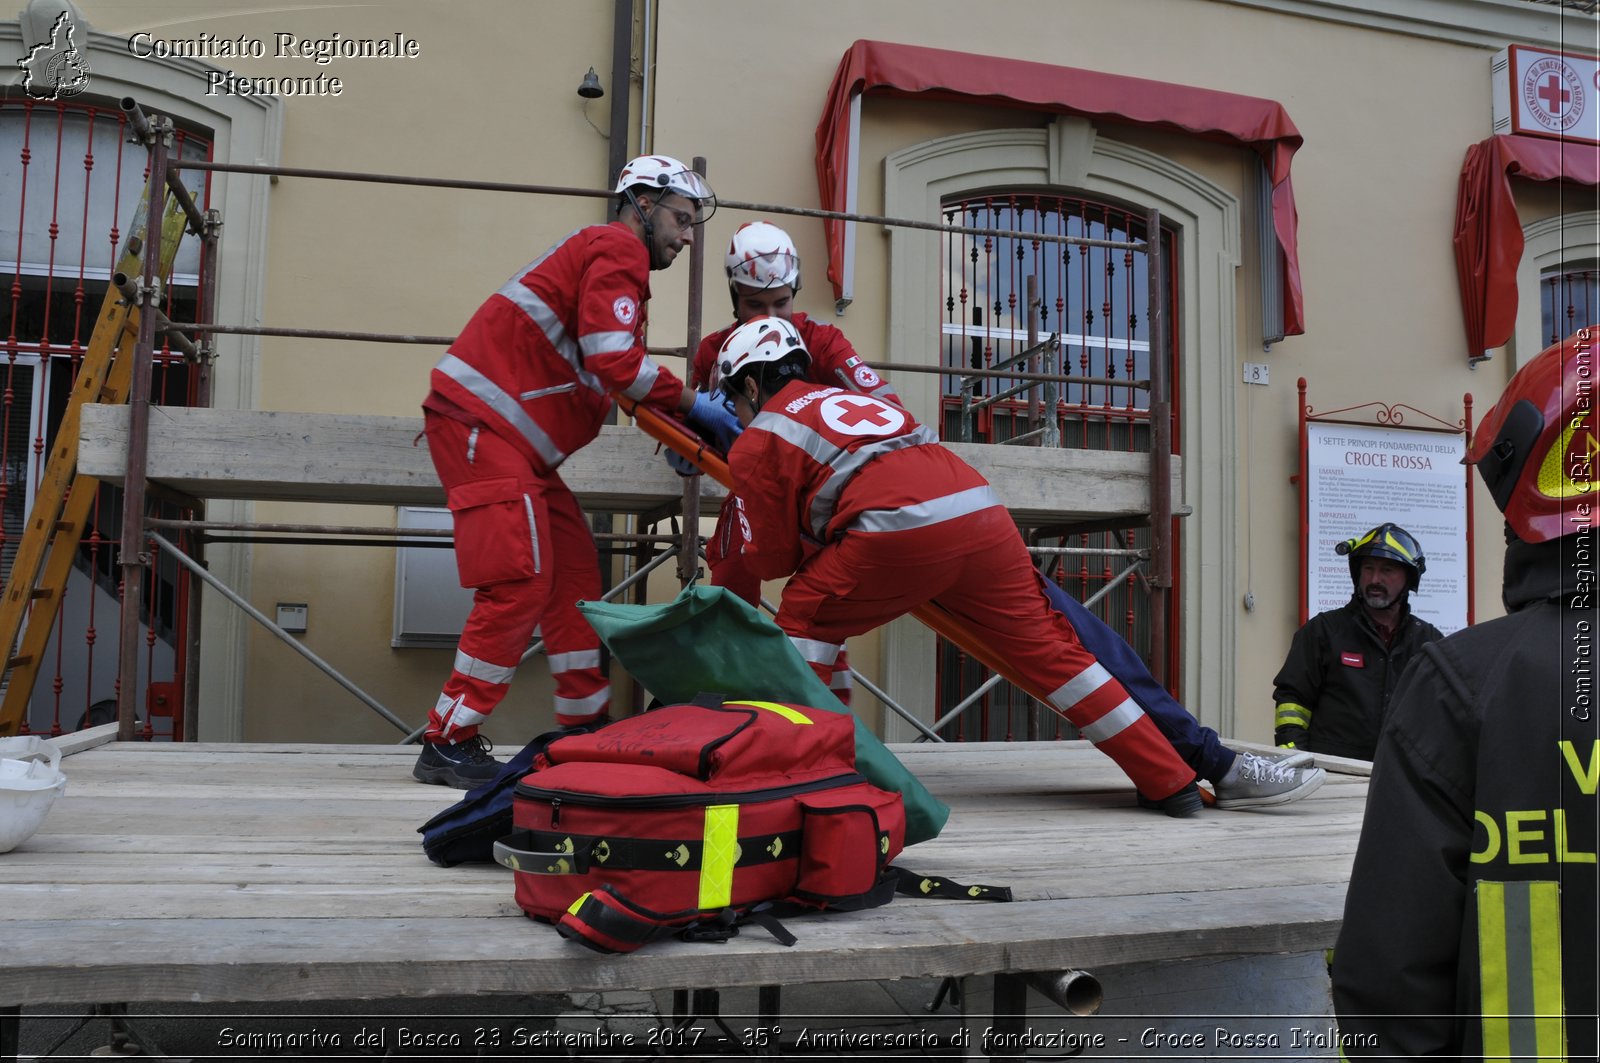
[1214,750,1325,810]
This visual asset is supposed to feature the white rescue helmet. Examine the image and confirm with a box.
[612,155,717,223]
[725,221,801,292]
[717,316,811,398]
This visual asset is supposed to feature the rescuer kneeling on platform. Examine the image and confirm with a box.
[715,316,1325,812]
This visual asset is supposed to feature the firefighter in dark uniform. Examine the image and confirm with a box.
[1332,332,1599,1059]
[1273,523,1444,760]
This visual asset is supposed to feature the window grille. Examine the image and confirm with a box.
[0,97,212,736]
[935,191,1179,741]
[1540,265,1599,346]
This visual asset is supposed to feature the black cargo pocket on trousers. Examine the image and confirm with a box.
[447,477,539,587]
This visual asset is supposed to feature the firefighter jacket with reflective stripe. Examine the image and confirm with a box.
[727,381,992,582]
[427,222,685,474]
[1331,535,1598,1060]
[693,313,904,407]
[1271,597,1443,760]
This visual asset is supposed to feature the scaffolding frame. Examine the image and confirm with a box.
[50,101,1177,746]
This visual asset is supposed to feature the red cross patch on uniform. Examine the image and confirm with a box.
[612,295,638,326]
[1340,652,1365,668]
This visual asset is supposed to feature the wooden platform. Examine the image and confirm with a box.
[0,731,1364,1010]
[78,405,1188,524]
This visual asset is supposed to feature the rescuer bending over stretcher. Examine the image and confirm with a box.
[715,316,1325,812]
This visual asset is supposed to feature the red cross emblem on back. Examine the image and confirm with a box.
[818,393,908,437]
[835,397,894,428]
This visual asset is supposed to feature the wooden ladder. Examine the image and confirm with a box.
[0,190,189,737]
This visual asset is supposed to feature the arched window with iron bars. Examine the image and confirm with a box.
[0,95,212,737]
[1540,263,1599,346]
[936,191,1180,741]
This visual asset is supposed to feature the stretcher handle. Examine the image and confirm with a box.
[614,394,733,485]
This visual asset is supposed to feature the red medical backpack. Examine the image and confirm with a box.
[493,698,1002,953]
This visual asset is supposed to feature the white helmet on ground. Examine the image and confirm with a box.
[717,316,811,399]
[612,155,717,223]
[725,221,801,291]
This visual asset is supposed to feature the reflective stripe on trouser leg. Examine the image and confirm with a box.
[429,647,523,741]
[830,644,853,706]
[790,636,841,690]
[548,647,610,722]
[1478,879,1566,1062]
[1046,662,1185,791]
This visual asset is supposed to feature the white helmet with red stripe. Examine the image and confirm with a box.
[612,155,717,223]
[717,316,811,399]
[725,221,801,291]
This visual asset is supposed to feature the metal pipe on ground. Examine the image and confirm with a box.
[1025,969,1103,1016]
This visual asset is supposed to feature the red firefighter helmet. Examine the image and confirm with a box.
[1467,331,1599,543]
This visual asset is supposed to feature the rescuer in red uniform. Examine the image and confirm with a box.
[678,221,903,704]
[717,316,1208,804]
[414,155,741,788]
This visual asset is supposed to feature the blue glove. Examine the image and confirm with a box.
[685,389,742,453]
[665,448,699,476]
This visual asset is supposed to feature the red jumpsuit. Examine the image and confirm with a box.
[692,314,902,704]
[727,381,1196,799]
[421,222,687,739]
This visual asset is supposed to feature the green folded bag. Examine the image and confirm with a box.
[578,585,949,845]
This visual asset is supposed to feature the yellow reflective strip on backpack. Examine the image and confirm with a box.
[726,700,813,725]
[1478,880,1567,1062]
[699,805,739,909]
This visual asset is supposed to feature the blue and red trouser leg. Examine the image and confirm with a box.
[775,506,1196,800]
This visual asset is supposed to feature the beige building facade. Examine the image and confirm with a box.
[2,0,1594,746]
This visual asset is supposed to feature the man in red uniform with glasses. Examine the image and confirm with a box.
[414,155,740,788]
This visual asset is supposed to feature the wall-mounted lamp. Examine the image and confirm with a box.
[577,67,604,99]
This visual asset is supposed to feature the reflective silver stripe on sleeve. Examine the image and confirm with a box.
[434,353,568,469]
[1076,698,1145,743]
[554,687,611,716]
[547,649,602,674]
[788,636,841,669]
[452,650,518,686]
[850,485,1002,533]
[579,330,637,358]
[1048,662,1113,712]
[620,356,662,401]
[494,280,605,395]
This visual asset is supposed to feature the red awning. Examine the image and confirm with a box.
[1452,134,1600,360]
[814,39,1306,335]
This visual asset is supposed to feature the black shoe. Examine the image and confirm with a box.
[413,735,502,789]
[1136,781,1204,818]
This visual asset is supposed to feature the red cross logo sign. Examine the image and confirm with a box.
[819,393,906,437]
[1522,57,1586,134]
